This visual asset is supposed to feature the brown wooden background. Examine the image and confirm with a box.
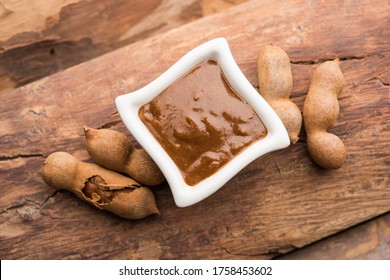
[0,0,389,259]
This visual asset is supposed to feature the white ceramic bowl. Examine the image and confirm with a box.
[116,38,289,207]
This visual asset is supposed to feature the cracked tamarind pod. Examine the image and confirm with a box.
[84,127,165,186]
[258,45,302,144]
[41,152,159,219]
[303,59,346,169]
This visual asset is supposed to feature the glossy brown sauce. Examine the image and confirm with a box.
[139,60,267,185]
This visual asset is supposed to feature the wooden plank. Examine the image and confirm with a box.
[0,0,248,93]
[0,0,204,93]
[278,213,390,259]
[202,0,248,15]
[0,0,389,259]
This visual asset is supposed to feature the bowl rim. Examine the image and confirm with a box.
[116,37,290,207]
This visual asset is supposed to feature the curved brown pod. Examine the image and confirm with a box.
[258,45,302,144]
[84,127,165,186]
[41,152,159,219]
[303,59,346,169]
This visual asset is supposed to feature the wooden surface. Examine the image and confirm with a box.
[0,0,204,93]
[0,0,389,259]
[279,213,390,259]
[0,0,246,93]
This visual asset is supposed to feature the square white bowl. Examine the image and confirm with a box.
[116,38,289,207]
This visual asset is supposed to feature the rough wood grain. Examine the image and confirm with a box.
[278,213,390,259]
[202,0,247,15]
[0,0,389,259]
[0,0,204,93]
[0,0,248,94]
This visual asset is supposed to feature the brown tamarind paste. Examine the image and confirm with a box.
[139,60,267,185]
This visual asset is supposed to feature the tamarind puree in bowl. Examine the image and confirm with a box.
[139,60,267,186]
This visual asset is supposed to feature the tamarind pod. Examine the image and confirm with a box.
[84,127,165,186]
[41,152,159,219]
[303,60,346,169]
[258,45,302,144]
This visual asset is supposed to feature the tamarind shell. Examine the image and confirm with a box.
[84,127,165,186]
[303,60,346,169]
[258,45,302,144]
[41,152,159,219]
[307,132,346,169]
